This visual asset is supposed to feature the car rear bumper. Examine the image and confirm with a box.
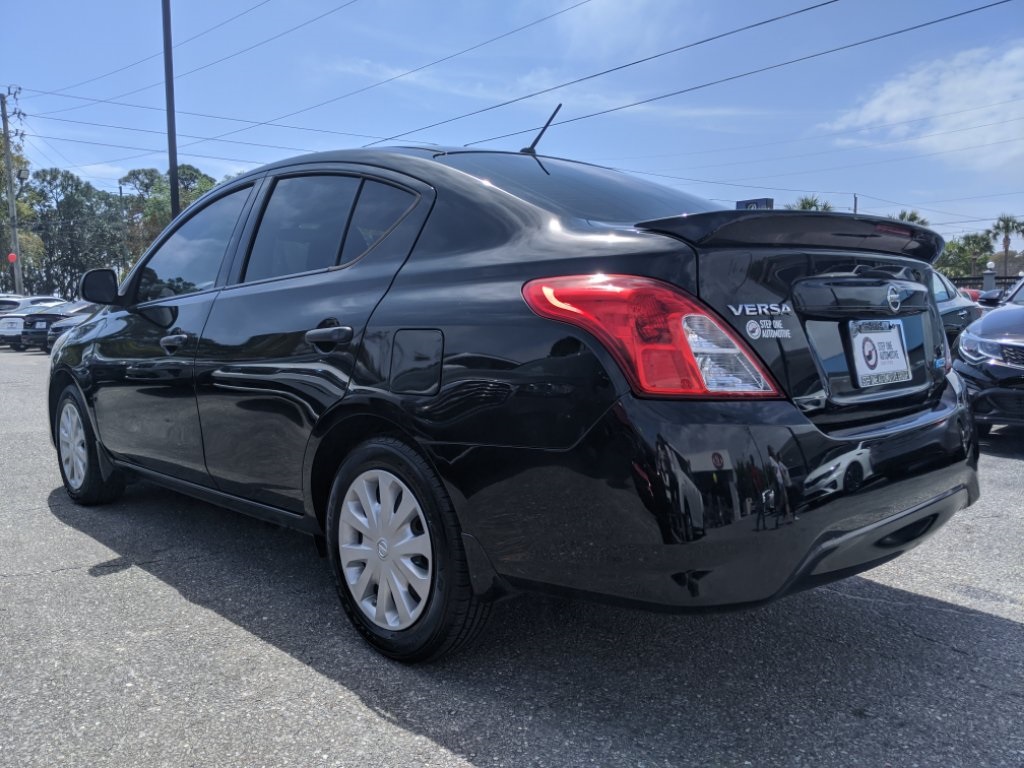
[430,375,978,609]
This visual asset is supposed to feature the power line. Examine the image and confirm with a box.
[656,115,1024,173]
[37,1,362,117]
[24,133,264,167]
[31,114,320,154]
[23,1,274,101]
[591,98,1024,163]
[178,0,596,152]
[18,88,387,140]
[463,0,1016,147]
[720,136,1024,183]
[364,0,841,147]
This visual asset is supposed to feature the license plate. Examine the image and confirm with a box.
[849,319,911,387]
[35,321,47,329]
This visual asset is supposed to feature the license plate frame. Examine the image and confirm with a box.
[849,319,911,388]
[35,321,47,329]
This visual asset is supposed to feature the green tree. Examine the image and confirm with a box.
[25,169,124,298]
[891,209,929,226]
[785,195,833,211]
[961,232,994,276]
[985,214,1024,277]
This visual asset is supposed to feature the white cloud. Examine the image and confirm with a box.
[553,0,708,61]
[824,43,1024,174]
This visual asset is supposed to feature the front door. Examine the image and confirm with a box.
[91,184,254,484]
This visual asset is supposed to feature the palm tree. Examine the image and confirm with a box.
[961,232,994,276]
[986,214,1024,277]
[892,210,929,226]
[785,195,833,211]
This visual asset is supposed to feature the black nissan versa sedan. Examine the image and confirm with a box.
[50,148,979,661]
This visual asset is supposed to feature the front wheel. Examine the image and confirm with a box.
[11,342,24,351]
[326,437,489,662]
[55,384,125,505]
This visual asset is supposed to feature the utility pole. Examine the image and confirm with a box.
[1,93,24,295]
[162,0,180,218]
[853,193,858,215]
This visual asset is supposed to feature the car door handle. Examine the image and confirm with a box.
[305,326,353,345]
[159,333,190,354]
[957,309,969,318]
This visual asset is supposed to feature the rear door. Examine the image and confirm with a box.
[195,164,433,512]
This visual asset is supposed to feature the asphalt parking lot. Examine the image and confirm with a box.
[1,348,1022,768]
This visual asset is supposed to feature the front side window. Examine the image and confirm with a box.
[135,186,250,303]
[244,175,360,282]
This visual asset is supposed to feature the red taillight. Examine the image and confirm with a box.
[522,274,780,398]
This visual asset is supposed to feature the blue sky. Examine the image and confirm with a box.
[5,0,1023,247]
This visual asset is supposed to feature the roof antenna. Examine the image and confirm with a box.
[521,103,561,156]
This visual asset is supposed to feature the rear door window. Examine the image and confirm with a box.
[243,175,360,282]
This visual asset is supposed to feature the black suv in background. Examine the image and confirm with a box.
[51,148,978,661]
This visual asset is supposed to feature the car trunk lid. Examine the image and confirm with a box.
[637,211,949,432]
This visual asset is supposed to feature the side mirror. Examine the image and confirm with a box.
[977,289,1002,307]
[80,269,120,305]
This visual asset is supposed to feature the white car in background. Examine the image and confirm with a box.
[0,300,63,349]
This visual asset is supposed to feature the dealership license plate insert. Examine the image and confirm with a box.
[849,319,911,387]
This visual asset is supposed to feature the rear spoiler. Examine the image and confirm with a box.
[636,210,944,264]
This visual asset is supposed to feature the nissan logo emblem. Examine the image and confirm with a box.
[886,286,901,313]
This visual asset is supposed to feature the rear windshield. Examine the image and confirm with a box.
[435,152,720,223]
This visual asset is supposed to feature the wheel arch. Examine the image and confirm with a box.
[48,367,81,444]
[305,400,440,535]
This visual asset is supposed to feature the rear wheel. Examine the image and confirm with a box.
[11,341,24,351]
[55,384,125,505]
[326,437,489,662]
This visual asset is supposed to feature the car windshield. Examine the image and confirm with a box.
[26,302,66,314]
[434,151,721,223]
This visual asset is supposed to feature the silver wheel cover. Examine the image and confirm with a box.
[58,401,88,491]
[339,469,433,630]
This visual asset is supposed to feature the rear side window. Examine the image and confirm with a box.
[136,186,251,303]
[931,273,952,302]
[244,175,360,282]
[339,181,415,264]
[0,300,18,312]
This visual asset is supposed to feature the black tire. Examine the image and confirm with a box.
[976,423,992,438]
[11,342,24,351]
[842,462,864,492]
[54,384,125,505]
[326,437,489,662]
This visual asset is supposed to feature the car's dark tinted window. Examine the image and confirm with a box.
[435,152,720,222]
[0,300,18,312]
[339,181,416,264]
[244,175,360,282]
[135,186,250,303]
